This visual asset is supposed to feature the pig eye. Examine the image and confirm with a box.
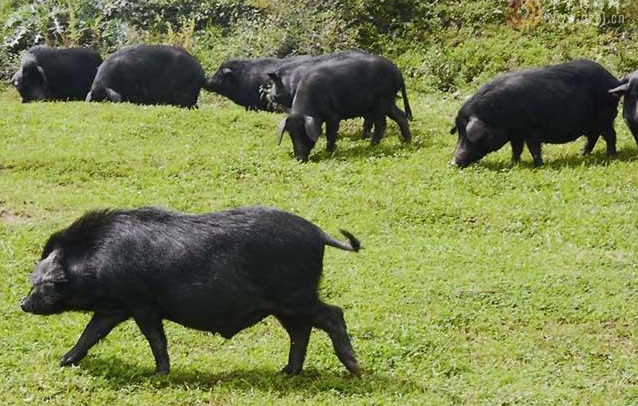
[13,81,19,87]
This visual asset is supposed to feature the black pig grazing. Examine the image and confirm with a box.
[278,56,413,162]
[609,71,638,147]
[266,50,376,139]
[20,206,361,376]
[207,56,312,111]
[11,46,102,103]
[86,45,211,108]
[266,50,369,110]
[450,59,621,168]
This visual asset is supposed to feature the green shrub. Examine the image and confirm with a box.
[1,0,637,86]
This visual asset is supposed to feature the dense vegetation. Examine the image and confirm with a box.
[1,0,638,89]
[1,1,637,405]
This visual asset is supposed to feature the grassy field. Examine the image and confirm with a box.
[0,86,637,405]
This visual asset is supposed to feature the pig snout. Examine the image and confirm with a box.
[20,296,32,313]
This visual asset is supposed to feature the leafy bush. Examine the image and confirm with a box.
[2,0,131,51]
[1,0,637,87]
[105,0,256,32]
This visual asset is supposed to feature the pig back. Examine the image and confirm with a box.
[58,207,327,332]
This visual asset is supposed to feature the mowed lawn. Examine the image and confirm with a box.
[0,86,637,406]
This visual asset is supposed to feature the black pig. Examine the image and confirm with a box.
[11,46,102,103]
[266,50,369,110]
[21,206,361,376]
[86,45,212,108]
[450,60,621,168]
[278,56,413,162]
[609,71,638,147]
[207,56,312,111]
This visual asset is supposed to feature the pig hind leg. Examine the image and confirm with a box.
[311,302,360,375]
[133,310,170,375]
[362,117,374,139]
[60,312,128,367]
[371,115,388,146]
[370,100,390,146]
[387,103,412,143]
[582,133,599,156]
[511,139,524,163]
[526,139,544,167]
[276,315,312,375]
[601,124,617,156]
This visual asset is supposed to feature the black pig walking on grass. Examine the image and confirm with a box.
[449,59,621,168]
[20,206,361,376]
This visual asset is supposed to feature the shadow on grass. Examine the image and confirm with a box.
[476,148,638,172]
[80,356,420,395]
[305,129,429,163]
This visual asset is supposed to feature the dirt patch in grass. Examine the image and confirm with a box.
[0,204,31,224]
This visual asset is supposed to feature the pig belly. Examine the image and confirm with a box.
[161,292,273,338]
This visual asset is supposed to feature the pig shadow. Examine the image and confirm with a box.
[477,148,638,171]
[307,129,429,163]
[80,356,420,396]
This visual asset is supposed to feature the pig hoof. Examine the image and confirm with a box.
[345,359,361,376]
[281,365,302,376]
[154,366,170,375]
[60,352,84,367]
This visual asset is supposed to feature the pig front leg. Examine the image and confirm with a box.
[511,139,524,164]
[60,312,128,367]
[133,311,170,375]
[581,134,599,156]
[526,139,544,167]
[276,315,312,376]
[326,120,340,153]
[362,117,373,139]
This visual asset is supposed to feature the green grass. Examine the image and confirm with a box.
[1,86,637,405]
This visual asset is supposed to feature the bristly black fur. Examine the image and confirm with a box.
[450,59,621,168]
[340,229,362,252]
[87,45,210,108]
[12,46,102,103]
[281,54,412,161]
[22,206,362,377]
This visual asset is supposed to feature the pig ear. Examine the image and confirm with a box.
[10,69,20,86]
[105,88,122,103]
[30,250,67,285]
[609,82,630,97]
[36,65,48,87]
[278,118,288,145]
[304,116,321,142]
[267,72,282,83]
[465,117,489,143]
[85,91,92,102]
[222,68,233,76]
